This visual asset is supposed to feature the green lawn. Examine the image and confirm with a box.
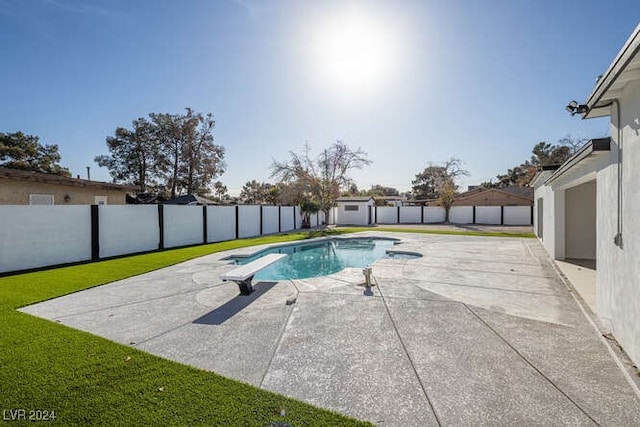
[0,231,369,426]
[0,225,531,425]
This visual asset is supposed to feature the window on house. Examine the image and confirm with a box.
[95,196,108,205]
[344,205,359,211]
[29,194,54,205]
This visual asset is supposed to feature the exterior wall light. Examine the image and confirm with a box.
[565,100,590,116]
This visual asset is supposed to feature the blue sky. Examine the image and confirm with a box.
[1,0,638,195]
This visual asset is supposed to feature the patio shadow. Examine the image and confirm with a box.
[194,281,278,325]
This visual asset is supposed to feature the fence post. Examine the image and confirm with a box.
[202,205,208,244]
[472,206,476,224]
[293,206,297,229]
[374,206,377,224]
[91,205,100,261]
[397,206,400,224]
[500,206,504,225]
[260,205,263,235]
[421,206,424,224]
[530,205,534,225]
[157,204,165,250]
[278,206,282,232]
[235,205,239,239]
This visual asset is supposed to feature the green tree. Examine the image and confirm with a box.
[212,181,228,202]
[1,132,70,176]
[494,138,579,187]
[240,180,268,204]
[271,141,371,220]
[364,185,400,197]
[95,118,160,192]
[97,109,225,197]
[411,158,468,200]
[299,199,320,229]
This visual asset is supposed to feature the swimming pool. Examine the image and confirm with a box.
[228,237,421,280]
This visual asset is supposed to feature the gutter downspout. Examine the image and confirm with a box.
[590,100,623,248]
[613,99,623,248]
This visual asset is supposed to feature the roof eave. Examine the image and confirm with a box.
[583,23,640,118]
[544,138,611,185]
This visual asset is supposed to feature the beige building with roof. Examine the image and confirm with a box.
[0,167,136,205]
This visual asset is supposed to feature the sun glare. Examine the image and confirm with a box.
[309,8,397,95]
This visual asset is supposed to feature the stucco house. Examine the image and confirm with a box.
[0,167,136,205]
[334,196,375,225]
[531,23,640,366]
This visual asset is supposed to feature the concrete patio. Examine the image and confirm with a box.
[21,232,640,425]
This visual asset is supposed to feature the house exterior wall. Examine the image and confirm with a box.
[533,79,640,366]
[0,178,130,205]
[565,181,596,260]
[597,79,640,365]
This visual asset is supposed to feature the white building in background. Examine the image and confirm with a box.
[531,23,640,366]
[334,196,375,226]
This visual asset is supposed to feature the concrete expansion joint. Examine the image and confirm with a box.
[375,273,443,426]
[259,282,297,388]
[463,304,601,424]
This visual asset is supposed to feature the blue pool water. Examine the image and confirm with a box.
[230,237,418,280]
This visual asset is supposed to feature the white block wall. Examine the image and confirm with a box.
[280,206,295,231]
[399,206,421,223]
[424,207,446,223]
[376,206,398,224]
[0,206,91,272]
[262,206,280,234]
[164,205,203,248]
[238,205,260,238]
[449,206,473,224]
[475,206,501,225]
[504,206,532,226]
[99,205,159,258]
[207,206,236,242]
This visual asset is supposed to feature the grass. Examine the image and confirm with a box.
[0,230,369,426]
[0,224,532,425]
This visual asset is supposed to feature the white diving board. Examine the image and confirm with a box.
[220,253,287,295]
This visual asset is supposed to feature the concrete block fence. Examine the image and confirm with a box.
[335,205,533,227]
[0,204,311,274]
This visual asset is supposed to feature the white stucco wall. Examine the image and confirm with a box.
[280,206,295,231]
[503,206,532,225]
[262,206,279,234]
[375,206,397,224]
[99,205,159,258]
[449,206,473,224]
[238,205,260,238]
[399,206,421,223]
[475,206,501,224]
[0,205,92,272]
[207,206,236,242]
[424,207,446,223]
[534,184,557,257]
[164,205,203,248]
[335,201,371,225]
[565,181,596,260]
[597,81,640,366]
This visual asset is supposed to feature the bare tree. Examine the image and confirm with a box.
[271,141,372,219]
